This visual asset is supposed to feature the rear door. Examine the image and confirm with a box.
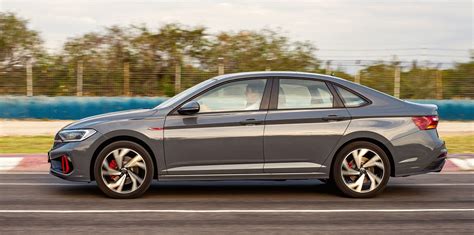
[263,78,351,173]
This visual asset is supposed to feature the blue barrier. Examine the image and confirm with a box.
[410,99,474,121]
[0,96,166,120]
[0,96,472,120]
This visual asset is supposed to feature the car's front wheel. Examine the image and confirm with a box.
[94,141,153,199]
[332,141,390,198]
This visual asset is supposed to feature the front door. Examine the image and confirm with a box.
[164,78,271,175]
[263,78,351,173]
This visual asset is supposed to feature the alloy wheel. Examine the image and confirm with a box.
[340,148,385,193]
[100,148,147,194]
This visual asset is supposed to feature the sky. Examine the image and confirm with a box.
[0,0,472,71]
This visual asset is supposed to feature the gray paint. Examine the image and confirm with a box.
[49,71,446,182]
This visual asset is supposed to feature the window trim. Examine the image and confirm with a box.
[169,77,274,116]
[269,77,344,111]
[333,84,372,108]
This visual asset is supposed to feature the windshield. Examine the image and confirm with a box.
[155,79,216,109]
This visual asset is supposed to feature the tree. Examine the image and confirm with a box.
[0,12,44,69]
[359,63,395,96]
[203,29,319,72]
[443,60,474,99]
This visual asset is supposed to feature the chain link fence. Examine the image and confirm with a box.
[0,59,472,99]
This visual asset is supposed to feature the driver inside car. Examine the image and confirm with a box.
[244,83,265,110]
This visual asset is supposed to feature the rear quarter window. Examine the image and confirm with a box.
[335,86,368,107]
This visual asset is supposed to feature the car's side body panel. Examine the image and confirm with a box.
[49,71,446,184]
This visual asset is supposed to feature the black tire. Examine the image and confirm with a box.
[331,141,391,198]
[94,141,154,199]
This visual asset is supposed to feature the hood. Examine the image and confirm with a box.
[64,109,158,130]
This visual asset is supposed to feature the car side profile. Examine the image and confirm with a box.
[48,71,447,198]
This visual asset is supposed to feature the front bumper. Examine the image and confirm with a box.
[48,133,105,182]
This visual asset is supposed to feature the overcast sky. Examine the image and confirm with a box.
[1,0,472,70]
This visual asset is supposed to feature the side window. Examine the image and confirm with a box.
[335,86,368,107]
[194,79,267,113]
[277,79,333,109]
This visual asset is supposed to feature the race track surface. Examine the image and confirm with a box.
[0,173,473,234]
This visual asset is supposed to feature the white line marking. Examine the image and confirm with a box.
[0,209,472,213]
[0,182,473,187]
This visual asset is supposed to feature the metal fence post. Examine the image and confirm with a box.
[218,57,225,75]
[175,62,181,93]
[436,69,443,99]
[265,58,273,71]
[394,64,401,98]
[354,60,361,84]
[123,62,130,96]
[325,61,332,75]
[355,70,361,84]
[26,57,33,96]
[77,60,83,96]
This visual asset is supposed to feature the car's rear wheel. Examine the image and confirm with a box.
[94,141,153,199]
[332,141,390,198]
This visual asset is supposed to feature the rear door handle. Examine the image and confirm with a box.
[240,118,263,125]
[322,115,348,122]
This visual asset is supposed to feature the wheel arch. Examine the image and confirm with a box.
[90,135,159,181]
[328,134,396,178]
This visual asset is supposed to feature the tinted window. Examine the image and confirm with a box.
[335,86,368,107]
[194,79,267,113]
[277,79,333,109]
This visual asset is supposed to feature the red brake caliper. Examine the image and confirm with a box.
[348,161,356,181]
[109,160,119,181]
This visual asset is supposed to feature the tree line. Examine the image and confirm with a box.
[0,12,472,99]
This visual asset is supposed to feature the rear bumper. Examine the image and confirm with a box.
[393,129,447,177]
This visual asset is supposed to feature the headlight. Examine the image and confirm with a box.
[58,129,96,142]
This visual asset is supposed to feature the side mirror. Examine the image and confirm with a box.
[178,101,200,115]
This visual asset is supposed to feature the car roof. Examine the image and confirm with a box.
[213,71,345,82]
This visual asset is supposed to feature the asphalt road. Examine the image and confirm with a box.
[0,173,473,234]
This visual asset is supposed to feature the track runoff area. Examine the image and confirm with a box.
[0,168,473,233]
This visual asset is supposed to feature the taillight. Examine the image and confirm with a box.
[412,116,439,130]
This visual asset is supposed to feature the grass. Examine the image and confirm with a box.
[0,136,53,154]
[443,134,474,154]
[0,134,472,154]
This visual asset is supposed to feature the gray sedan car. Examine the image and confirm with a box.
[49,72,447,198]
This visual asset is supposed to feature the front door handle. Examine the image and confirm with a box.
[240,118,263,125]
[322,115,348,122]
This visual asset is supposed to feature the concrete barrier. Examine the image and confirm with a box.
[0,96,472,120]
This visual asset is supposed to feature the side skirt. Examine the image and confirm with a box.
[158,172,328,181]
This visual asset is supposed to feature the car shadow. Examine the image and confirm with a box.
[52,180,434,201]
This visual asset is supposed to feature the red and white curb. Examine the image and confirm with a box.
[0,154,50,172]
[0,154,473,173]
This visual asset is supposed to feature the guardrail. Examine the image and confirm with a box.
[0,96,472,120]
